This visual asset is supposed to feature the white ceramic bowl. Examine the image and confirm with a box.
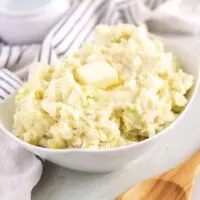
[0,41,199,173]
[0,0,69,44]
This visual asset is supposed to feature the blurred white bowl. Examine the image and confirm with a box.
[0,0,69,44]
[0,41,199,173]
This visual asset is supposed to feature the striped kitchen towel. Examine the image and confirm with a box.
[1,0,200,101]
[1,0,200,199]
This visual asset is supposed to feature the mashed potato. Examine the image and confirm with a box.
[13,24,194,149]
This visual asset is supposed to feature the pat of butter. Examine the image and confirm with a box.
[76,61,118,88]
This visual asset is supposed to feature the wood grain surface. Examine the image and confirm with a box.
[117,151,200,200]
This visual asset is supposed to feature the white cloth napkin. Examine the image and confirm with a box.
[0,132,42,200]
[0,0,200,199]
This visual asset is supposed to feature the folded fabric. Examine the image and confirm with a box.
[0,129,43,200]
[0,0,200,199]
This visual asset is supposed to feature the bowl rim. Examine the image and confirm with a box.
[1,45,200,154]
[0,0,68,18]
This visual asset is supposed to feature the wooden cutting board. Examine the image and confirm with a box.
[117,150,200,200]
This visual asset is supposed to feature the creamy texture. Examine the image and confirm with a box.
[13,24,194,149]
